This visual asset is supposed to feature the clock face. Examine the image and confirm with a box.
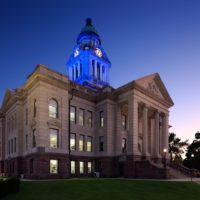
[74,49,79,57]
[95,48,102,57]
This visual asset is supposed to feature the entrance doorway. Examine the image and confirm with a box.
[118,163,124,177]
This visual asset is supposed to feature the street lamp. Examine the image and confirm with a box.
[190,154,194,182]
[163,148,167,169]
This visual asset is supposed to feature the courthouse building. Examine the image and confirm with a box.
[0,19,174,179]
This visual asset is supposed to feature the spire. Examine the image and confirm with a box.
[77,18,101,44]
[86,18,92,26]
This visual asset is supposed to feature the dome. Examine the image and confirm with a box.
[77,18,101,44]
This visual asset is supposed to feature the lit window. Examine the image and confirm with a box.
[88,162,92,174]
[50,160,58,174]
[122,138,127,153]
[87,136,92,152]
[122,115,127,130]
[79,161,84,174]
[79,108,84,126]
[32,129,36,148]
[50,129,58,148]
[87,111,92,128]
[49,99,58,118]
[70,106,76,123]
[70,133,76,151]
[100,111,104,128]
[79,135,84,151]
[71,161,76,174]
[99,136,104,152]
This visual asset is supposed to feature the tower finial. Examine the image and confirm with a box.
[86,18,92,26]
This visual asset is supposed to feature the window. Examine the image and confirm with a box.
[100,111,104,128]
[92,60,95,76]
[32,129,36,148]
[99,136,104,152]
[25,108,28,125]
[50,129,59,148]
[79,108,84,126]
[76,66,78,79]
[49,99,58,118]
[71,161,76,174]
[72,68,74,80]
[25,134,28,150]
[79,161,84,174]
[70,133,76,151]
[87,136,92,152]
[11,116,14,131]
[79,135,84,151]
[87,111,92,128]
[8,141,10,154]
[33,99,36,118]
[122,115,127,130]
[122,138,127,153]
[97,62,100,80]
[88,162,92,174]
[50,160,58,174]
[11,139,13,153]
[14,113,17,129]
[70,106,76,123]
[14,138,16,153]
[80,63,82,76]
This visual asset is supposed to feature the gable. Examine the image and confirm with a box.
[135,73,174,107]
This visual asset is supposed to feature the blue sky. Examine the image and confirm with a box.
[0,0,200,142]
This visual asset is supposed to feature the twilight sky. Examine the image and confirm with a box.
[0,0,200,142]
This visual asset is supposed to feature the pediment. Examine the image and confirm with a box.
[135,73,174,106]
[1,89,14,109]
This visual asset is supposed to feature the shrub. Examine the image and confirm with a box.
[0,177,20,198]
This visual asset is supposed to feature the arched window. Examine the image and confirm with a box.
[49,99,58,118]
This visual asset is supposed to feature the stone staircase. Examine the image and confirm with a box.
[135,160,167,179]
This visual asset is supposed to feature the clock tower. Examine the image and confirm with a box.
[67,18,111,89]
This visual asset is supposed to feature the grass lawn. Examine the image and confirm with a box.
[2,179,200,200]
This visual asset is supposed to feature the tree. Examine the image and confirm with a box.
[184,131,200,170]
[169,132,189,162]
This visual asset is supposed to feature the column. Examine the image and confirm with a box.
[132,100,139,155]
[142,104,148,156]
[162,113,169,151]
[154,110,160,157]
[100,64,103,81]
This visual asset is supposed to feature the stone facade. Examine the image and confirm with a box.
[0,64,174,179]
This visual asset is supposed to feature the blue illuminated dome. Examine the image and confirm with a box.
[67,18,111,90]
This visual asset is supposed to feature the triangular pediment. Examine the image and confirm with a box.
[1,89,14,109]
[135,73,174,106]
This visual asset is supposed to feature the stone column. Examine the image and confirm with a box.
[162,113,169,151]
[154,111,160,157]
[100,64,103,81]
[142,104,148,156]
[132,100,139,155]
